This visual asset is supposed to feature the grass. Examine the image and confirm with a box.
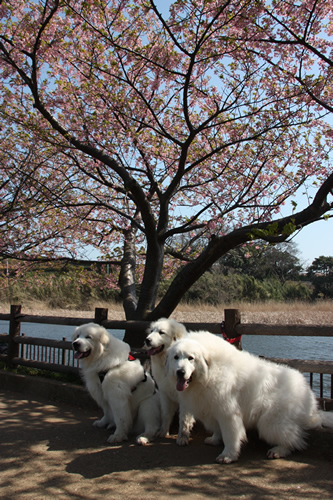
[1,298,333,317]
[176,299,333,313]
[0,298,124,315]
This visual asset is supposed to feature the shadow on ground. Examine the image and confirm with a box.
[1,389,333,499]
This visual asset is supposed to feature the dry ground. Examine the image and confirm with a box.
[1,388,333,500]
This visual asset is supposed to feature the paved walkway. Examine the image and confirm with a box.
[1,386,333,499]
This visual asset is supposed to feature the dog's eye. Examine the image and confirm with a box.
[188,356,194,361]
[86,335,91,339]
[174,355,179,360]
[159,330,166,335]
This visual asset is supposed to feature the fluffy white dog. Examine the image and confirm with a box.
[144,318,194,444]
[167,331,333,463]
[72,323,161,445]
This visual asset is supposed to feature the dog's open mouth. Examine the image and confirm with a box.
[147,345,164,356]
[176,374,192,392]
[74,349,91,360]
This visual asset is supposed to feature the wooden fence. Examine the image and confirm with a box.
[0,305,332,409]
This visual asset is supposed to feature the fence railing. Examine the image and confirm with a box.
[0,305,332,409]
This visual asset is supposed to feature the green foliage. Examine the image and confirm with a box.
[307,256,333,299]
[183,273,244,305]
[241,276,275,301]
[0,263,122,309]
[248,221,296,241]
[216,242,303,284]
[0,248,329,307]
[182,240,313,304]
[282,281,312,301]
[183,272,312,304]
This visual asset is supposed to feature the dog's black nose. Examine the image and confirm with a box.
[72,340,81,351]
[145,338,151,347]
[177,368,185,377]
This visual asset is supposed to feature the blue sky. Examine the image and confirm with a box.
[289,217,332,267]
[281,184,333,267]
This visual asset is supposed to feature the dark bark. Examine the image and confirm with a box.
[135,237,165,321]
[119,225,138,320]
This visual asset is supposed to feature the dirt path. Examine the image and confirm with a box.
[1,388,333,500]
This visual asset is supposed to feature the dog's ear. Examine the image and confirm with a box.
[197,347,210,382]
[171,319,187,340]
[98,327,110,347]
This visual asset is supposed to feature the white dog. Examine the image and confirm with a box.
[167,332,333,463]
[144,318,194,444]
[72,323,161,445]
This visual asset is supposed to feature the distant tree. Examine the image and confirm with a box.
[216,242,303,284]
[307,256,333,298]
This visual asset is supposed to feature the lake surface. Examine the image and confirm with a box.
[1,320,332,397]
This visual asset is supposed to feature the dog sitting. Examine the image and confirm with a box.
[72,322,161,445]
[167,331,333,463]
[144,318,195,444]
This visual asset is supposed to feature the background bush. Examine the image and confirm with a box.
[0,242,330,308]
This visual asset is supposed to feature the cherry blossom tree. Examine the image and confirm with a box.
[0,0,332,329]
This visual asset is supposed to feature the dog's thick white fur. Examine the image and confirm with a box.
[167,331,333,464]
[72,323,161,445]
[145,318,195,444]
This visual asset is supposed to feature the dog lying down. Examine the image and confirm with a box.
[72,323,161,445]
[167,331,333,464]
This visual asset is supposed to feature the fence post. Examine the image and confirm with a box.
[62,337,67,365]
[94,308,108,325]
[224,309,242,350]
[8,304,22,368]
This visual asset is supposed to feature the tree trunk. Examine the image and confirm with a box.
[122,237,164,344]
[119,225,138,321]
[135,237,164,321]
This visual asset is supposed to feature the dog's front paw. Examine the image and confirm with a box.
[107,433,128,444]
[136,435,149,446]
[176,434,190,446]
[205,435,222,446]
[157,428,169,438]
[267,446,290,459]
[216,451,238,464]
[93,418,108,428]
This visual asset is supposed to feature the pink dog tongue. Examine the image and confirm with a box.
[147,346,163,356]
[176,377,187,392]
[74,352,84,359]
